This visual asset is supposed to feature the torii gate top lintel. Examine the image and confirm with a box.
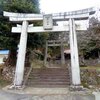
[3,7,98,33]
[3,7,98,22]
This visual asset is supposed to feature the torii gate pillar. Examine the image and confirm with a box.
[69,18,81,85]
[44,41,48,66]
[14,21,28,86]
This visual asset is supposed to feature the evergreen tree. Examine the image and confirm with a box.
[0,0,47,66]
[78,17,100,59]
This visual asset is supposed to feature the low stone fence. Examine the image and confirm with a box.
[84,59,100,66]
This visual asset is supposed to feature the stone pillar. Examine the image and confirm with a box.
[44,41,48,66]
[69,18,81,85]
[61,40,65,65]
[14,21,28,86]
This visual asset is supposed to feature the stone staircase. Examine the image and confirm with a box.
[25,67,71,87]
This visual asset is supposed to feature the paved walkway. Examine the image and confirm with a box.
[3,86,69,95]
[93,92,100,100]
[1,86,96,100]
[0,89,95,100]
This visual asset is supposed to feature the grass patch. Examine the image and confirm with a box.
[80,65,100,71]
[81,82,90,89]
[31,60,44,68]
[0,76,11,88]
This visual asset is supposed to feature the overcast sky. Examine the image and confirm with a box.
[40,0,100,13]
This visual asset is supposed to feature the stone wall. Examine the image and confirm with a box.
[84,59,100,66]
[66,59,100,66]
[2,67,15,81]
[81,69,100,86]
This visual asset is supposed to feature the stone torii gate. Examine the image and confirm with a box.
[44,39,67,66]
[3,7,97,88]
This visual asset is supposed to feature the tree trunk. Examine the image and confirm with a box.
[5,49,17,67]
[98,50,100,63]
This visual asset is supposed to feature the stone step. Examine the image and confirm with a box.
[27,81,70,85]
[29,72,69,75]
[28,78,70,81]
[25,68,69,72]
[28,76,70,79]
[30,72,69,74]
[25,67,70,87]
[28,75,69,78]
[29,74,69,76]
[28,75,70,79]
[30,71,69,74]
[26,84,69,88]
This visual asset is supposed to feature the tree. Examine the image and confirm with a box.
[78,17,100,59]
[3,0,40,13]
[0,0,47,66]
[87,17,100,59]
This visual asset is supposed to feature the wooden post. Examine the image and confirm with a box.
[14,21,28,86]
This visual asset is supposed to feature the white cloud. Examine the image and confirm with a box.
[40,0,100,13]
